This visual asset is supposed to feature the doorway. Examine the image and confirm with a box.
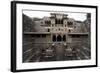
[57,35,62,42]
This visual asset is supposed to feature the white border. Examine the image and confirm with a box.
[16,3,96,70]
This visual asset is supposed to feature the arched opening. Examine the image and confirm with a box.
[52,35,56,42]
[57,35,62,42]
[63,35,66,41]
[68,29,71,33]
[48,29,50,32]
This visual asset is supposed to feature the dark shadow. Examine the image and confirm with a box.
[57,35,62,42]
[52,35,56,42]
[63,35,66,41]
